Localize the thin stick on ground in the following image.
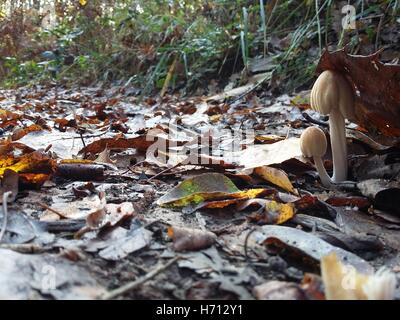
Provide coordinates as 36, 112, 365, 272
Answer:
101, 256, 181, 300
0, 192, 13, 243
148, 162, 181, 182
38, 202, 69, 219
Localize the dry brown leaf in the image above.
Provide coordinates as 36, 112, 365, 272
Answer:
168, 226, 217, 252
253, 281, 306, 300
317, 49, 400, 138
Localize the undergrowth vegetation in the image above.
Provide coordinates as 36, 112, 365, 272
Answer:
0, 0, 398, 94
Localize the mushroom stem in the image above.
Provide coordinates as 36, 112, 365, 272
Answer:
313, 156, 332, 188
329, 108, 347, 182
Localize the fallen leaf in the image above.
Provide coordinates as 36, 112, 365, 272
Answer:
239, 138, 304, 169
325, 196, 371, 209
357, 179, 400, 215
157, 173, 269, 208
253, 281, 306, 300
11, 124, 46, 141
317, 49, 400, 137
40, 194, 107, 221
238, 199, 295, 224
251, 225, 373, 274
168, 226, 217, 252
98, 226, 152, 261
0, 248, 105, 299
157, 173, 239, 207
254, 166, 297, 194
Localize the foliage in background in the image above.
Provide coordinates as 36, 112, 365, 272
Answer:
0, 0, 398, 94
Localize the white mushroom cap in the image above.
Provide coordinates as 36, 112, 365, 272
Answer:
300, 126, 327, 158
310, 70, 355, 120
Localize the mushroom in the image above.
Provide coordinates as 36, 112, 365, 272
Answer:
310, 70, 355, 182
300, 126, 332, 188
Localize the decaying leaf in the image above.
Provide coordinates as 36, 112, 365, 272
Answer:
254, 166, 297, 194
321, 253, 396, 300
94, 146, 116, 165
168, 226, 217, 252
40, 193, 107, 221
98, 226, 152, 261
11, 124, 46, 141
251, 225, 373, 274
0, 248, 105, 299
238, 199, 295, 224
253, 281, 306, 300
0, 151, 55, 177
157, 173, 265, 207
79, 134, 156, 155
357, 179, 400, 215
239, 138, 304, 169
157, 173, 238, 206
325, 196, 371, 209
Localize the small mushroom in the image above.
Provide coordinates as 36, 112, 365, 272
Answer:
310, 70, 355, 182
300, 126, 332, 188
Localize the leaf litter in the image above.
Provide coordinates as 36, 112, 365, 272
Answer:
0, 50, 399, 300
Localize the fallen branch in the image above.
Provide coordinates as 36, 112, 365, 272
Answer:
100, 256, 181, 300
0, 243, 48, 254
38, 202, 69, 219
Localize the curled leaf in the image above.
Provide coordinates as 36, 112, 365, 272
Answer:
238, 199, 295, 224
168, 226, 217, 252
254, 166, 297, 194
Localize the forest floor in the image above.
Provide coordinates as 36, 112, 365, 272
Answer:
0, 81, 399, 300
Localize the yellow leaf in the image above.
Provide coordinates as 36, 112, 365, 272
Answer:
265, 200, 295, 224
79, 0, 87, 6
238, 199, 295, 224
254, 166, 297, 194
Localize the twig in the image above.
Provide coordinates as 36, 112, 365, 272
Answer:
148, 162, 181, 182
79, 130, 87, 148
0, 192, 12, 243
302, 112, 328, 127
38, 202, 69, 219
0, 243, 48, 254
100, 256, 181, 300
244, 227, 258, 261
